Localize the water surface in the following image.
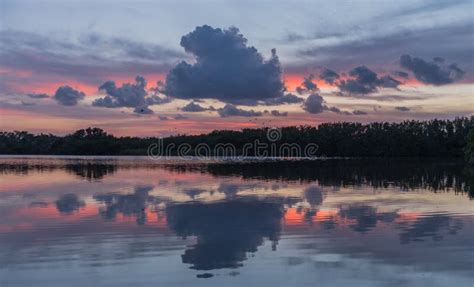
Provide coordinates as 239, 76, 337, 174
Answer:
0, 156, 472, 286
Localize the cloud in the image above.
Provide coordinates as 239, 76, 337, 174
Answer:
21, 101, 35, 106
134, 106, 154, 114
395, 106, 410, 112
302, 93, 325, 114
337, 66, 401, 95
181, 101, 210, 112
55, 194, 85, 214
217, 104, 263, 117
174, 114, 189, 120
263, 93, 304, 105
27, 93, 49, 99
270, 110, 288, 117
0, 30, 181, 93
377, 75, 402, 88
146, 94, 172, 106
349, 93, 428, 102
326, 106, 351, 115
53, 86, 85, 106
296, 74, 318, 95
79, 33, 185, 62
92, 76, 170, 114
304, 186, 323, 206
302, 93, 352, 115
352, 110, 368, 115
392, 71, 409, 79
295, 21, 473, 76
164, 25, 285, 104
319, 69, 340, 84
399, 55, 465, 85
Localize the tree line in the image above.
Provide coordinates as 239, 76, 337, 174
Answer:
1, 117, 473, 158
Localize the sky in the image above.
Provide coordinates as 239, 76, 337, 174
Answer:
0, 0, 473, 136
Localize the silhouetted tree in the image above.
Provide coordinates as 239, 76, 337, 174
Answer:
1, 117, 472, 157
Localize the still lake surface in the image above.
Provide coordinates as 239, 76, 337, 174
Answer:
0, 156, 472, 286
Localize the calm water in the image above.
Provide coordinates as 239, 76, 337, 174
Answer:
0, 156, 472, 286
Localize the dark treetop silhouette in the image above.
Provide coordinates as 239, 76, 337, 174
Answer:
1, 117, 473, 158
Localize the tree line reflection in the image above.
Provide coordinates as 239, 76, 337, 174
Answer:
2, 159, 472, 196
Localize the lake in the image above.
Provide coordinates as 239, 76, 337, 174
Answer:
0, 156, 472, 286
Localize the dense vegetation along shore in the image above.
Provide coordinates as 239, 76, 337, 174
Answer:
1, 117, 473, 158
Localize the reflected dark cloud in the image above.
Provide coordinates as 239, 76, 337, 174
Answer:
182, 188, 209, 199
338, 205, 399, 233
217, 183, 259, 199
398, 214, 463, 244
94, 185, 160, 225
55, 193, 85, 214
304, 186, 323, 207
166, 200, 283, 271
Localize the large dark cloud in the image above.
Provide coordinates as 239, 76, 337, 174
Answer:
92, 76, 171, 114
400, 55, 465, 85
217, 104, 263, 117
53, 86, 85, 106
337, 66, 401, 95
164, 25, 285, 104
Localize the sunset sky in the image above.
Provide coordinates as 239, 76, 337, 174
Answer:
1, 0, 473, 136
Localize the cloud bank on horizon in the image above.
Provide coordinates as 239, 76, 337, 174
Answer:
0, 0, 473, 135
